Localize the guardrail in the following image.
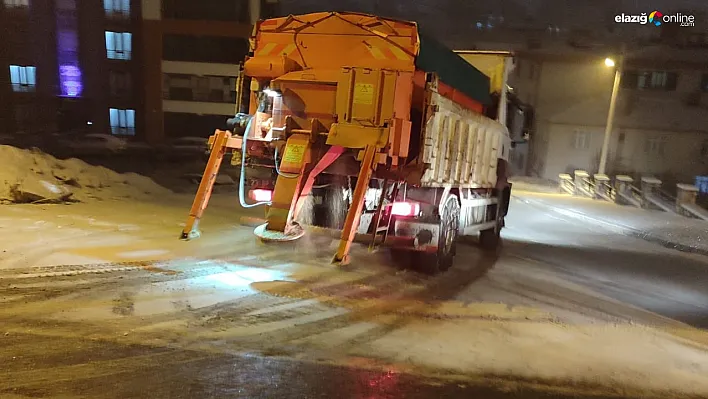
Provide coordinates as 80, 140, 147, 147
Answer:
559, 173, 575, 195
677, 184, 708, 221
556, 171, 708, 221
573, 170, 595, 197
593, 174, 614, 202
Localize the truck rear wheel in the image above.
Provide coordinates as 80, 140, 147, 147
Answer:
415, 194, 460, 274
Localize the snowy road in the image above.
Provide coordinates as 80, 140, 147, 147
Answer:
505, 195, 708, 329
2, 193, 708, 398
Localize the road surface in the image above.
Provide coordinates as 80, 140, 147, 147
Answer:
0, 331, 632, 399
1, 192, 708, 398
505, 195, 708, 329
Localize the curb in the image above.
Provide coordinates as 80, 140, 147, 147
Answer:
513, 194, 708, 257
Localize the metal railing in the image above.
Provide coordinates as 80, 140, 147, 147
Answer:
595, 180, 615, 201
656, 188, 676, 204
559, 174, 575, 195
555, 171, 708, 221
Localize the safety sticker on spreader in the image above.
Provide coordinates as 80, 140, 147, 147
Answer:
283, 144, 306, 165
353, 83, 375, 105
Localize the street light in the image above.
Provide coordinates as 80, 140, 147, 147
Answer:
598, 52, 624, 175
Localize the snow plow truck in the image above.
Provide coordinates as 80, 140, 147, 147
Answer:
181, 12, 522, 274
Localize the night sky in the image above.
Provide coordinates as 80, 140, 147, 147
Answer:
275, 0, 707, 49
278, 0, 708, 30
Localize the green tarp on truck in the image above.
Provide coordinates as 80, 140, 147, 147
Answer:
415, 30, 491, 106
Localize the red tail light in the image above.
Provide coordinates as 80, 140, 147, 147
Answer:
250, 189, 272, 202
390, 201, 420, 217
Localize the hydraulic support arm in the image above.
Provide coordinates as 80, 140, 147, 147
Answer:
181, 130, 240, 240
332, 145, 378, 265
264, 134, 312, 235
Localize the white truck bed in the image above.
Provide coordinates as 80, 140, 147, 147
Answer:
420, 91, 511, 188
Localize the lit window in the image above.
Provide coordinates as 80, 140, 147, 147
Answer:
9, 65, 36, 92
3, 0, 29, 8
572, 130, 590, 150
109, 108, 135, 135
104, 0, 129, 17
105, 31, 132, 60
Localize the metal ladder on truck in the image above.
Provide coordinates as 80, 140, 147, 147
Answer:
368, 179, 403, 251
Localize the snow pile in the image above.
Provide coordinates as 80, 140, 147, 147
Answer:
0, 145, 172, 204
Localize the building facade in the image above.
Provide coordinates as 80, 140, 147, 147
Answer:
0, 0, 144, 138
142, 0, 269, 144
510, 46, 708, 185
0, 0, 276, 144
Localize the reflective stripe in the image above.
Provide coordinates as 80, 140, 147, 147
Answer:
281, 43, 297, 55
388, 45, 410, 61
367, 46, 386, 60
257, 42, 278, 56
257, 43, 297, 57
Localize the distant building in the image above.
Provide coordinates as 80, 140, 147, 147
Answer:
0, 0, 277, 144
0, 0, 144, 138
510, 45, 708, 185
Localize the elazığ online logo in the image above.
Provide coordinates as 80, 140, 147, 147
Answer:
615, 10, 695, 27
648, 11, 663, 26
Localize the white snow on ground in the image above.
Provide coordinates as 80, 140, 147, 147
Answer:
3, 162, 708, 397
2, 196, 708, 397
513, 189, 708, 254
356, 320, 708, 395
509, 176, 560, 194
0, 145, 171, 203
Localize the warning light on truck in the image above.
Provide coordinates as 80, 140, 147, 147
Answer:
390, 202, 420, 217
250, 189, 273, 202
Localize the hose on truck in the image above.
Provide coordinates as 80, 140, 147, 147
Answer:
273, 145, 300, 179
238, 117, 271, 208
237, 115, 311, 208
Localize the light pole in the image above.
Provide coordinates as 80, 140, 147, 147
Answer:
598, 51, 624, 175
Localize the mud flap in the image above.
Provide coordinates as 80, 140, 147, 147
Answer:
393, 220, 440, 251
502, 184, 512, 217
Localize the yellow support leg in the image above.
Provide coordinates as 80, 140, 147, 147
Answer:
181, 130, 230, 240
256, 134, 311, 240
332, 145, 378, 265
266, 172, 304, 233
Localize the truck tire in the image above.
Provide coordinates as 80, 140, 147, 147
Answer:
415, 194, 460, 274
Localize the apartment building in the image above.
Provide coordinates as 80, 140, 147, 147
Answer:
0, 0, 278, 144
0, 0, 142, 137
509, 44, 708, 184
142, 0, 272, 144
